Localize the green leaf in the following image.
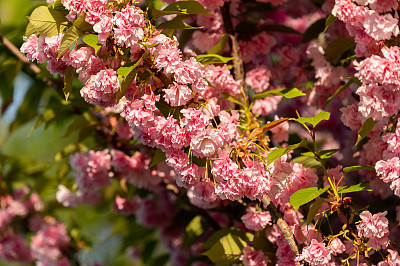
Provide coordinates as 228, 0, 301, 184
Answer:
202, 233, 247, 265
157, 20, 203, 30
322, 14, 337, 34
252, 229, 271, 252
263, 24, 301, 35
292, 155, 322, 169
337, 181, 372, 194
301, 149, 339, 160
343, 165, 375, 174
295, 111, 330, 128
208, 33, 230, 55
354, 118, 377, 148
323, 79, 354, 108
301, 18, 325, 43
149, 149, 166, 168
152, 0, 213, 18
27, 6, 69, 37
142, 240, 157, 264
63, 65, 74, 100
195, 54, 234, 64
49, 0, 68, 13
306, 198, 325, 225
148, 254, 170, 266
82, 34, 101, 55
182, 216, 204, 247
290, 185, 330, 212
163, 1, 212, 15
201, 228, 253, 250
325, 37, 356, 63
116, 53, 145, 100
252, 88, 305, 100
267, 139, 308, 165
63, 113, 98, 138
57, 26, 83, 59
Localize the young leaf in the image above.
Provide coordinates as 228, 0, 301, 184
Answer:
149, 149, 166, 168
208, 34, 230, 55
248, 118, 291, 140
322, 14, 337, 34
337, 181, 372, 194
182, 216, 204, 247
82, 34, 101, 55
267, 139, 308, 165
252, 88, 305, 100
323, 79, 354, 108
162, 1, 212, 16
195, 54, 234, 64
202, 233, 247, 265
57, 26, 83, 59
306, 198, 325, 225
354, 118, 377, 148
201, 228, 253, 250
292, 156, 322, 169
343, 165, 375, 174
63, 65, 74, 100
290, 185, 329, 212
263, 24, 301, 35
27, 6, 69, 37
301, 149, 339, 160
301, 18, 325, 43
325, 37, 356, 63
295, 111, 330, 128
157, 20, 202, 30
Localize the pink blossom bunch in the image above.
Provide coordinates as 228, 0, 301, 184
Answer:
245, 66, 271, 93
113, 6, 146, 48
69, 149, 112, 190
356, 211, 389, 249
241, 207, 272, 231
296, 239, 332, 266
240, 246, 268, 266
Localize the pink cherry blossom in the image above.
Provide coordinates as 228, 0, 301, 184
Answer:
357, 211, 389, 249
329, 237, 345, 255
190, 128, 224, 158
245, 66, 271, 93
240, 246, 267, 266
241, 207, 271, 231
296, 239, 332, 266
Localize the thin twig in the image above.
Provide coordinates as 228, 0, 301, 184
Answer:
0, 34, 64, 98
262, 195, 300, 257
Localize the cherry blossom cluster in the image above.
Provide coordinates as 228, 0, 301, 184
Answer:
0, 187, 71, 265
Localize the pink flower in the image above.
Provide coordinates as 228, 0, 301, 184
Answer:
193, 180, 217, 202
56, 185, 79, 208
340, 103, 363, 130
20, 34, 44, 63
0, 231, 33, 263
240, 246, 267, 266
296, 239, 332, 266
62, 0, 86, 16
363, 12, 399, 41
115, 120, 134, 139
329, 237, 345, 255
69, 149, 112, 189
369, 0, 398, 12
154, 46, 182, 74
113, 6, 145, 47
84, 0, 108, 25
377, 249, 400, 266
121, 95, 159, 130
245, 66, 271, 93
277, 46, 300, 67
65, 47, 93, 68
241, 207, 271, 231
166, 150, 189, 171
180, 108, 210, 137
113, 196, 141, 215
93, 14, 114, 44
80, 69, 120, 108
376, 157, 400, 183
211, 149, 239, 182
191, 128, 224, 158
175, 164, 204, 188
205, 65, 241, 97
251, 96, 282, 116
163, 83, 194, 106
357, 211, 389, 249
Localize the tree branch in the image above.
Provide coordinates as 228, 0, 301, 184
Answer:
0, 34, 64, 98
262, 195, 300, 257
220, 2, 247, 102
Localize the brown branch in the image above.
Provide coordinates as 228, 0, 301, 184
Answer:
0, 34, 64, 98
220, 2, 248, 102
262, 195, 300, 257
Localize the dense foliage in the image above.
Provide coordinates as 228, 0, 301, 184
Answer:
2, 0, 400, 265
